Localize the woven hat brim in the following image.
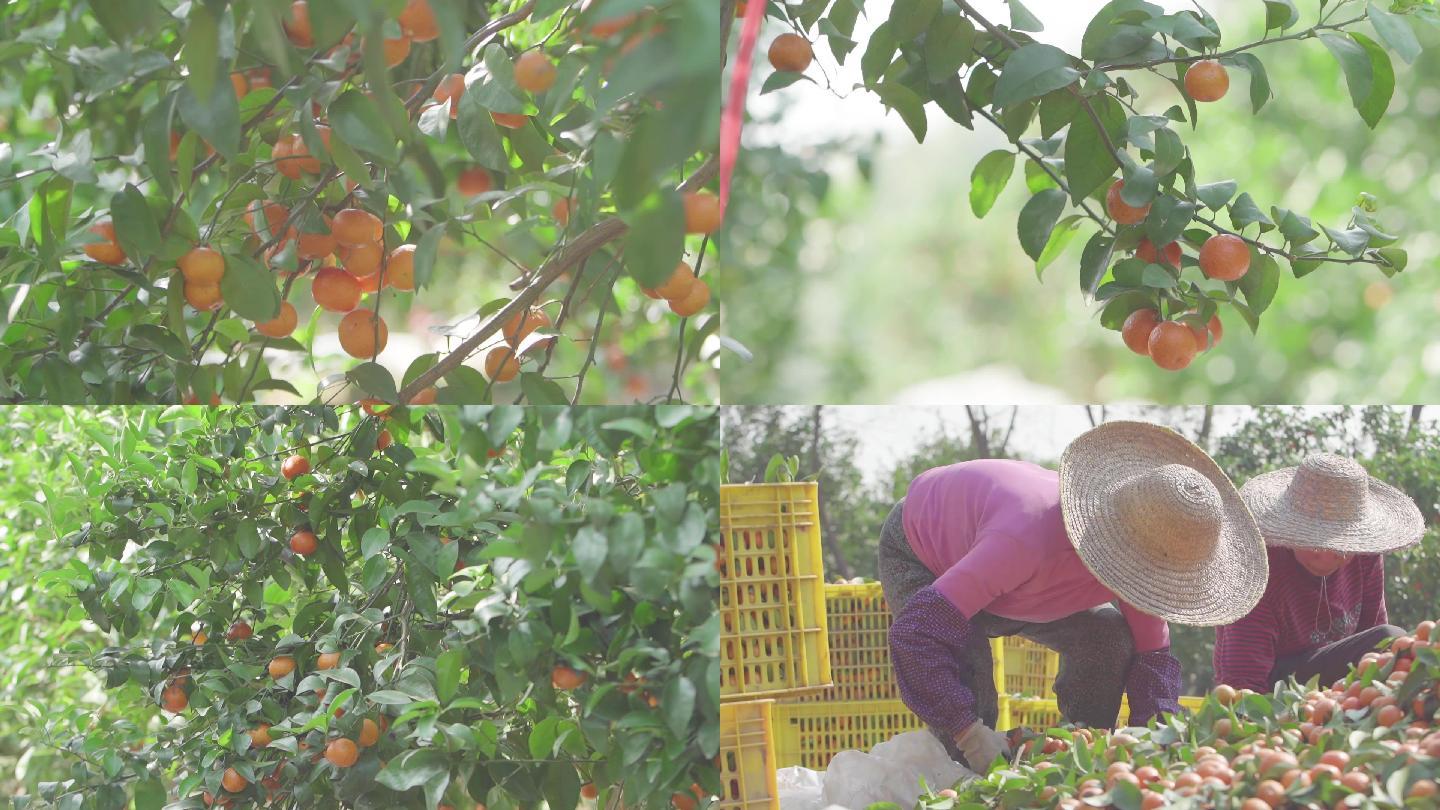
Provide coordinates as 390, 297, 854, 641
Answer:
1240, 467, 1425, 554
1059, 421, 1269, 626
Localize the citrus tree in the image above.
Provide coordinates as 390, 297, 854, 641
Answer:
729, 0, 1438, 373
14, 404, 719, 808
0, 0, 720, 404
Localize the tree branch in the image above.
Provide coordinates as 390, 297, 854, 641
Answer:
396, 156, 718, 403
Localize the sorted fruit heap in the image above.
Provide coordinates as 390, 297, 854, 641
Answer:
920, 619, 1440, 810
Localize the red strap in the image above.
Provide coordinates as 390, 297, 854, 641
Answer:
719, 0, 766, 222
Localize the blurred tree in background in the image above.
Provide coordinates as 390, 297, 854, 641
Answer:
723, 1, 1440, 405
723, 405, 1440, 695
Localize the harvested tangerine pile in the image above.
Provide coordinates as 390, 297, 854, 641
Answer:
920, 620, 1440, 810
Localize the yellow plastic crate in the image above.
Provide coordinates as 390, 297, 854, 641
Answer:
999, 695, 1208, 730
719, 700, 779, 810
994, 636, 1060, 699
794, 583, 897, 702
720, 484, 832, 700
773, 699, 927, 770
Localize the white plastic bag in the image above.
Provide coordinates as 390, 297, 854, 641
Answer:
777, 766, 827, 810
817, 730, 972, 808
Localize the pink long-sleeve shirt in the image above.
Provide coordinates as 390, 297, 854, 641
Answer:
1213, 546, 1387, 692
901, 459, 1170, 652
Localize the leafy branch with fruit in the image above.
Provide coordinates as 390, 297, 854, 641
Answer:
0, 0, 719, 404
736, 0, 1438, 372
903, 619, 1440, 810
25, 405, 720, 808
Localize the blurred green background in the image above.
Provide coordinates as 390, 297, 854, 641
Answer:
720, 0, 1440, 404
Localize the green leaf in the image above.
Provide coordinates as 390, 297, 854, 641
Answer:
141, 96, 176, 197
348, 362, 398, 401
458, 86, 511, 171
436, 648, 464, 702
236, 522, 262, 560
1036, 215, 1083, 277
329, 90, 400, 164
1195, 180, 1237, 211
1238, 252, 1279, 315
1368, 2, 1421, 63
1227, 53, 1272, 113
412, 225, 444, 291
890, 0, 940, 41
217, 253, 280, 321
861, 21, 897, 86
1007, 0, 1044, 32
1352, 32, 1395, 128
969, 150, 1015, 219
1319, 33, 1386, 128
1263, 0, 1299, 30
177, 75, 240, 158
1062, 93, 1124, 204
993, 44, 1080, 109
1017, 188, 1067, 261
871, 82, 927, 142
520, 373, 569, 405
134, 778, 166, 810
663, 675, 697, 738
572, 526, 607, 582
621, 191, 685, 288
110, 184, 161, 262
1079, 232, 1115, 297
362, 527, 390, 559
183, 5, 220, 102
924, 14, 975, 83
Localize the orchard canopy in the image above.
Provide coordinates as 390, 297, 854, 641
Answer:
0, 405, 720, 808
0, 0, 721, 405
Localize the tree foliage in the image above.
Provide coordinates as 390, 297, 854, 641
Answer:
7, 405, 719, 808
0, 0, 720, 404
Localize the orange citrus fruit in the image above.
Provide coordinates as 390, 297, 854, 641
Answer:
769, 34, 813, 72
255, 301, 299, 339
1185, 59, 1229, 102
312, 266, 361, 312
1106, 180, 1150, 225
484, 346, 520, 382
1198, 234, 1250, 281
338, 309, 388, 358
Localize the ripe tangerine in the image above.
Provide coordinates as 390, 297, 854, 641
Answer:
1136, 238, 1182, 269
492, 111, 529, 129
338, 309, 388, 358
281, 454, 310, 480
313, 266, 362, 312
180, 246, 226, 285
485, 346, 521, 382
669, 278, 711, 317
1148, 321, 1197, 371
644, 262, 696, 300
682, 191, 721, 234
769, 33, 813, 72
325, 738, 359, 767
290, 529, 318, 555
256, 301, 299, 339
1185, 59, 1230, 102
1199, 234, 1250, 281
397, 0, 439, 41
552, 665, 587, 690
385, 244, 415, 291
1106, 180, 1150, 225
515, 51, 557, 94
1121, 308, 1159, 355
268, 655, 296, 679
83, 221, 127, 265
457, 167, 492, 196
331, 209, 383, 247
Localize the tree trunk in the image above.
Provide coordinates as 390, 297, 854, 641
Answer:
965, 405, 991, 457
811, 406, 853, 579
720, 0, 736, 67
997, 407, 1019, 456
1409, 405, 1424, 436
1197, 405, 1214, 452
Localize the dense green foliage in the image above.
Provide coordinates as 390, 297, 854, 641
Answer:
0, 0, 719, 404
1, 405, 719, 808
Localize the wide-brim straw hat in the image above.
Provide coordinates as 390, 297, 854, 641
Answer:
1059, 421, 1268, 626
1240, 454, 1424, 554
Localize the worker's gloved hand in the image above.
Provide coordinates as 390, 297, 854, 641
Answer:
953, 720, 1011, 772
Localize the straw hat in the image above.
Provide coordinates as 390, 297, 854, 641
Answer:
1239, 454, 1424, 554
1059, 421, 1268, 626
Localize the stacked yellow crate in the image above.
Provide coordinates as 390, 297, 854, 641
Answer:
718, 483, 833, 810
